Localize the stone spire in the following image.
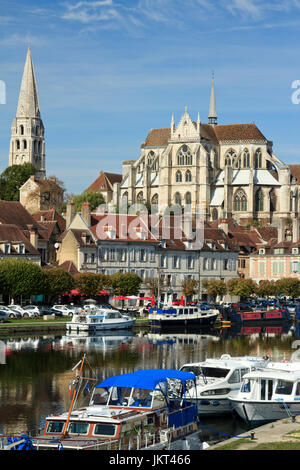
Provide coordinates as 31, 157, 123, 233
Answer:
16, 47, 40, 118
208, 72, 217, 125
9, 47, 45, 175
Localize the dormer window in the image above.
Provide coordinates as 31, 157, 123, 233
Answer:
4, 243, 11, 254
259, 248, 265, 255
19, 243, 25, 254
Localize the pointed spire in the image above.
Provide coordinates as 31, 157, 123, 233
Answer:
16, 47, 40, 118
208, 71, 217, 125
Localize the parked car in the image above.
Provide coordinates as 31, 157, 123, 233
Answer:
0, 309, 9, 322
51, 305, 75, 316
5, 306, 22, 318
8, 305, 36, 318
23, 305, 40, 317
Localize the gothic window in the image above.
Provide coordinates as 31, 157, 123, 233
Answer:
243, 149, 250, 168
185, 192, 192, 205
177, 145, 192, 165
38, 141, 42, 153
254, 149, 262, 169
36, 126, 39, 136
270, 188, 276, 212
136, 191, 143, 202
176, 170, 182, 182
34, 140, 38, 153
234, 189, 247, 212
23, 139, 27, 150
20, 125, 24, 135
224, 149, 236, 167
234, 157, 241, 169
151, 193, 158, 204
174, 192, 182, 206
255, 189, 264, 212
147, 151, 155, 167
212, 208, 218, 221
185, 170, 192, 182
16, 139, 20, 150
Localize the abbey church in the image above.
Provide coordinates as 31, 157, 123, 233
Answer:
107, 78, 300, 226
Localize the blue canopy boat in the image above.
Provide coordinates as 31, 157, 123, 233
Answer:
31, 363, 199, 450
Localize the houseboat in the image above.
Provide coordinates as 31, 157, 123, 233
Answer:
66, 306, 135, 333
148, 304, 219, 329
229, 361, 300, 424
220, 305, 291, 325
26, 357, 199, 450
179, 354, 270, 416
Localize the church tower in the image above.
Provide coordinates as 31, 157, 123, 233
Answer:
208, 73, 217, 125
9, 47, 45, 176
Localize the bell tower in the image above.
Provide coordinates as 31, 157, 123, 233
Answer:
9, 47, 45, 176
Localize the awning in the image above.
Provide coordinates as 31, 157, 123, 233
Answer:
97, 369, 196, 390
63, 289, 110, 296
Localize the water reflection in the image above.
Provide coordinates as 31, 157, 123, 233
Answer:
0, 323, 299, 443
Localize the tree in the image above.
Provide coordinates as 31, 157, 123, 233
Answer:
145, 277, 165, 297
73, 191, 106, 212
0, 163, 38, 201
276, 278, 300, 299
181, 278, 198, 298
42, 268, 75, 301
256, 280, 278, 298
202, 279, 227, 299
0, 259, 44, 301
109, 272, 142, 297
74, 273, 109, 297
226, 278, 257, 299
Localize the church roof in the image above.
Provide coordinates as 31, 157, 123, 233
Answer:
86, 171, 122, 192
289, 165, 300, 184
16, 47, 40, 118
143, 123, 267, 148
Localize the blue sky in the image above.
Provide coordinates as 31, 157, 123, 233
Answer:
1, 0, 300, 195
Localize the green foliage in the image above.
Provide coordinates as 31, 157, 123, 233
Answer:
202, 279, 227, 298
42, 268, 75, 297
181, 278, 198, 297
74, 273, 110, 297
256, 280, 278, 297
0, 163, 38, 201
276, 278, 300, 299
109, 272, 142, 296
0, 258, 44, 297
73, 191, 106, 212
226, 278, 257, 298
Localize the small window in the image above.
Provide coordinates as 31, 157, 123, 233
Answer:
228, 369, 240, 383
68, 422, 89, 434
94, 423, 117, 436
46, 421, 64, 433
275, 380, 293, 395
241, 379, 251, 393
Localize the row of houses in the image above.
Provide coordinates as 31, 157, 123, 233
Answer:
1, 197, 299, 300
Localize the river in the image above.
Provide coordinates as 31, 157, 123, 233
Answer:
0, 321, 300, 448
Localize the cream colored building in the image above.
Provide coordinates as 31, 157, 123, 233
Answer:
112, 79, 300, 227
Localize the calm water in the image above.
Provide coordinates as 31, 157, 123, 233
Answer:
0, 321, 300, 447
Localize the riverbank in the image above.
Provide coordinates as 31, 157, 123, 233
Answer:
207, 415, 300, 450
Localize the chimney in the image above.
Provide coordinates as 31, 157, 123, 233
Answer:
81, 201, 91, 227
293, 217, 299, 243
66, 201, 75, 228
278, 218, 285, 243
218, 219, 229, 235
29, 228, 38, 248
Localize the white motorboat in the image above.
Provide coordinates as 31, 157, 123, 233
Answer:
180, 354, 270, 416
148, 305, 219, 328
229, 361, 300, 424
66, 306, 136, 333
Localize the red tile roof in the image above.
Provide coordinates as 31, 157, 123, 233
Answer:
86, 171, 122, 192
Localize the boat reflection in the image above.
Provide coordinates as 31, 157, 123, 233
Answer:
61, 330, 134, 352
219, 322, 294, 339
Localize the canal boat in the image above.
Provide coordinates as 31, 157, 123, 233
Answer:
229, 361, 300, 424
66, 306, 135, 333
220, 305, 291, 325
30, 360, 199, 450
148, 304, 219, 329
179, 354, 270, 416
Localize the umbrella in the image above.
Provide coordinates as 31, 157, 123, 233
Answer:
138, 297, 153, 301
112, 296, 130, 300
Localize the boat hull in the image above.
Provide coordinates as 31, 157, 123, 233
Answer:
230, 398, 300, 424
192, 397, 233, 416
148, 313, 218, 328
66, 319, 136, 332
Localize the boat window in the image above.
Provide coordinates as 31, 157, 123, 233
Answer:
90, 387, 110, 405
228, 369, 240, 384
109, 387, 132, 406
46, 421, 64, 433
130, 388, 153, 407
200, 367, 230, 379
200, 388, 231, 396
189, 309, 193, 314
275, 380, 294, 395
181, 366, 202, 376
107, 311, 122, 319
68, 421, 89, 434
296, 382, 300, 396
94, 423, 117, 437
179, 309, 184, 315
152, 390, 166, 409
241, 379, 251, 393
241, 368, 250, 378
184, 309, 188, 315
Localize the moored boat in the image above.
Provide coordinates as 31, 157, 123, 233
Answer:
220, 305, 291, 324
148, 304, 219, 328
229, 361, 300, 424
23, 356, 199, 450
66, 306, 135, 333
179, 354, 270, 416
